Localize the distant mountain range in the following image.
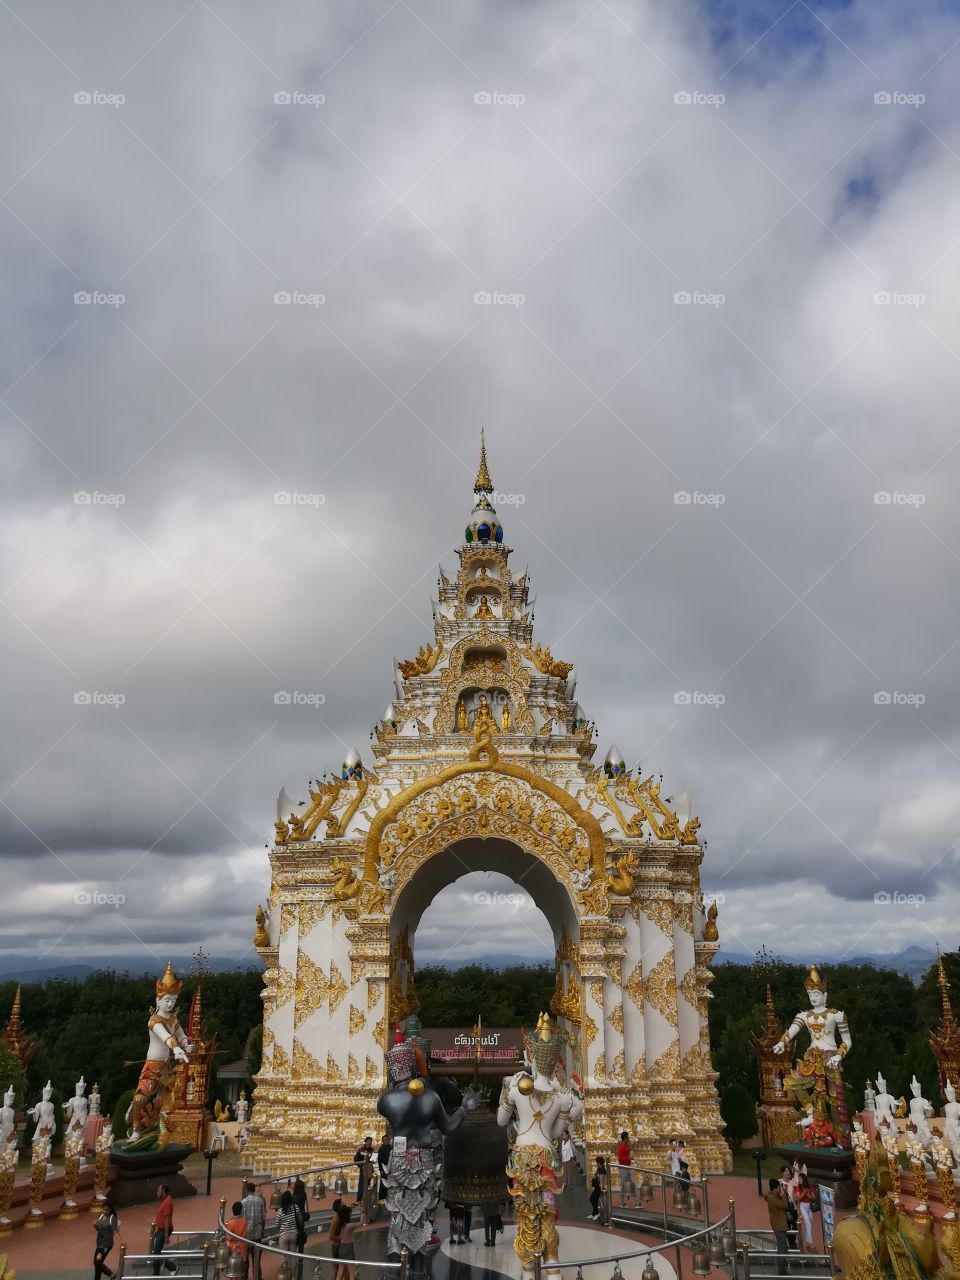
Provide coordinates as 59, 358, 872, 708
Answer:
714, 945, 938, 982
0, 946, 940, 984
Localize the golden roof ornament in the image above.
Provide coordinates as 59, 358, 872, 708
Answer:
703, 899, 719, 942
3, 984, 37, 1067
474, 428, 493, 493
930, 951, 960, 1088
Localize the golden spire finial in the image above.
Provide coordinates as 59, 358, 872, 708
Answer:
474, 428, 493, 494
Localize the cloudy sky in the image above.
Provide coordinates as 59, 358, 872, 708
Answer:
2, 0, 959, 978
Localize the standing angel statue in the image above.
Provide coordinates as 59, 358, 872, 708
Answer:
497, 1013, 583, 1280
124, 962, 193, 1145
773, 965, 851, 1145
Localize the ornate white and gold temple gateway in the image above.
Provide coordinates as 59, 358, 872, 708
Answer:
248, 437, 730, 1176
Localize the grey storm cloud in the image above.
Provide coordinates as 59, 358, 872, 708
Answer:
2, 0, 960, 971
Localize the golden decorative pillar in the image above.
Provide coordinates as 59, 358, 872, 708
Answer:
882, 1130, 903, 1203
755, 986, 800, 1146
59, 1131, 83, 1219
0, 1144, 14, 1236
166, 986, 215, 1150
930, 953, 960, 1093
26, 1139, 48, 1228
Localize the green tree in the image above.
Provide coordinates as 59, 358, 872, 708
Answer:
0, 1045, 25, 1109
720, 1082, 758, 1148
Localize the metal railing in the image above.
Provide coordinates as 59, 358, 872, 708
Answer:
535, 1195, 739, 1280
114, 1242, 210, 1279
598, 1159, 714, 1238
736, 1226, 833, 1279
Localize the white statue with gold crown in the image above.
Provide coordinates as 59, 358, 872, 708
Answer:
123, 962, 193, 1146
497, 1012, 583, 1280
773, 964, 852, 1146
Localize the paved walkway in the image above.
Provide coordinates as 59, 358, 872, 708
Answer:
3, 1170, 837, 1278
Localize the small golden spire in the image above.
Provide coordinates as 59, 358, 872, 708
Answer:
474, 429, 493, 493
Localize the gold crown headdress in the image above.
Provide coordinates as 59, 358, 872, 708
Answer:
156, 961, 183, 1000
529, 1011, 567, 1078
803, 964, 826, 993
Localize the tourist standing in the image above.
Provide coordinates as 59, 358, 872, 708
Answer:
93, 1201, 120, 1279
241, 1182, 266, 1280
276, 1188, 299, 1251
482, 1199, 500, 1247
329, 1200, 348, 1275
588, 1156, 607, 1221
765, 1178, 790, 1276
780, 1164, 799, 1249
794, 1174, 817, 1253
334, 1203, 358, 1280
225, 1201, 248, 1276
616, 1130, 634, 1206
151, 1184, 177, 1275
292, 1178, 309, 1252
561, 1128, 575, 1188
377, 1132, 391, 1212
354, 1135, 375, 1204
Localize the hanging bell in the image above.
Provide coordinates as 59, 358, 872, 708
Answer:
692, 1242, 711, 1275
721, 1223, 736, 1258
275, 1261, 293, 1280
610, 1263, 625, 1280
270, 1185, 283, 1209
709, 1233, 727, 1265
225, 1253, 245, 1279
216, 1238, 231, 1265
335, 1172, 349, 1194
642, 1256, 659, 1280
313, 1178, 325, 1200
672, 1182, 689, 1209
639, 1176, 654, 1202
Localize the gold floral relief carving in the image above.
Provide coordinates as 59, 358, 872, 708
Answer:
582, 1010, 598, 1049
328, 961, 348, 1015
587, 978, 605, 1009
292, 1037, 326, 1081
609, 1002, 625, 1036
639, 899, 675, 936
651, 1037, 682, 1079
326, 1053, 344, 1083
676, 901, 694, 934
294, 951, 329, 1030
373, 1012, 387, 1051
280, 904, 297, 936
593, 1052, 607, 1084
611, 1048, 627, 1082
347, 1054, 363, 1084
367, 982, 382, 1012
624, 960, 644, 1011
365, 1056, 382, 1085
678, 965, 702, 1009
273, 1041, 291, 1077
274, 965, 295, 1009
261, 1023, 275, 1068
644, 950, 679, 1028
299, 900, 329, 938
349, 1005, 366, 1036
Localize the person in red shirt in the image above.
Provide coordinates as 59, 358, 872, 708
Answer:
615, 1131, 635, 1206
151, 1183, 177, 1275
226, 1201, 249, 1274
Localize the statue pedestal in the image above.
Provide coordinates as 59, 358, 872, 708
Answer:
107, 1143, 196, 1209
774, 1143, 859, 1209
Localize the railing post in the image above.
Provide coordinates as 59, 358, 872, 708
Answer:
701, 1175, 710, 1233
534, 1252, 543, 1280
739, 1244, 751, 1280
661, 1173, 668, 1241
400, 1245, 410, 1280
116, 1243, 127, 1280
